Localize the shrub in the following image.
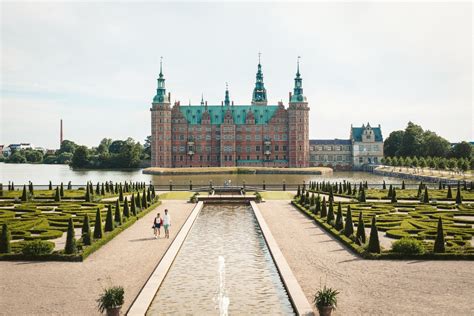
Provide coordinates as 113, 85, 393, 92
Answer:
401, 181, 405, 190
434, 217, 445, 253
114, 200, 122, 225
119, 186, 124, 202
54, 187, 61, 202
123, 197, 130, 218
21, 185, 28, 202
423, 187, 429, 203
60, 183, 64, 197
105, 205, 114, 232
355, 212, 366, 245
367, 216, 381, 253
343, 205, 354, 237
455, 185, 463, 204
387, 185, 393, 198
97, 286, 125, 313
49, 181, 53, 191
254, 192, 262, 203
391, 188, 397, 203
82, 214, 92, 246
359, 188, 366, 202
447, 185, 452, 199
0, 223, 11, 253
65, 218, 77, 254
327, 199, 335, 224
313, 285, 339, 309
22, 239, 54, 256
93, 208, 103, 239
334, 202, 344, 231
321, 197, 327, 218
391, 237, 425, 255
130, 194, 137, 216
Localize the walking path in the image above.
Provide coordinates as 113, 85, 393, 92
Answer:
0, 200, 194, 315
259, 200, 474, 315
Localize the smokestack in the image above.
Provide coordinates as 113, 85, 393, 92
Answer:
60, 119, 63, 148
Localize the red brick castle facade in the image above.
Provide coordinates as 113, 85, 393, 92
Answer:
151, 58, 309, 168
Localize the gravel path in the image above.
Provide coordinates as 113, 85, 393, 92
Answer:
0, 200, 194, 315
259, 200, 474, 315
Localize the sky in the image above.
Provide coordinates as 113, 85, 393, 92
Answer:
1, 1, 472, 149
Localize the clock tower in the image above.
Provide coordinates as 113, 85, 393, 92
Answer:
288, 57, 309, 167
151, 58, 172, 167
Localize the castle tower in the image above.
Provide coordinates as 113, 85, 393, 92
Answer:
251, 53, 268, 105
287, 57, 309, 167
220, 84, 236, 166
150, 58, 172, 167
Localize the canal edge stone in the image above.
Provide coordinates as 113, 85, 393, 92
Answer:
127, 201, 204, 316
251, 201, 315, 316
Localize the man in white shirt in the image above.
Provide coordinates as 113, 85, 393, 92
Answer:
163, 209, 171, 239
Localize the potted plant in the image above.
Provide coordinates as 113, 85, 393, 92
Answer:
313, 285, 339, 316
97, 286, 124, 316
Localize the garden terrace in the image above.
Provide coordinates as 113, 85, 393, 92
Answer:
0, 181, 159, 261
292, 192, 474, 258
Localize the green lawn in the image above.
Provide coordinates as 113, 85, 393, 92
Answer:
158, 191, 209, 200
366, 188, 474, 200
260, 191, 295, 200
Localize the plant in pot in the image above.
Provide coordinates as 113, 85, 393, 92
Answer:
97, 286, 124, 316
313, 285, 339, 316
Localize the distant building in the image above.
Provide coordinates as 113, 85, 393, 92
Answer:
309, 123, 384, 170
0, 145, 4, 156
3, 143, 33, 157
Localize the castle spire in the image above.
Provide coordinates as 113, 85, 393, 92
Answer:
153, 56, 169, 103
251, 52, 268, 105
200, 93, 205, 105
290, 56, 306, 103
224, 82, 230, 106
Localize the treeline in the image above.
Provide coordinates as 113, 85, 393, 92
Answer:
384, 122, 472, 159
3, 137, 152, 169
381, 156, 472, 173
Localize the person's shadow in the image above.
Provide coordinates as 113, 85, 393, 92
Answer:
129, 237, 156, 242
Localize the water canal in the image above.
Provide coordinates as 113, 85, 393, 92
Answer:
147, 204, 295, 315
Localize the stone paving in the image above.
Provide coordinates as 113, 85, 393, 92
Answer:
0, 200, 194, 315
258, 200, 474, 315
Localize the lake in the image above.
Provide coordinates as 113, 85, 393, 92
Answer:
0, 162, 414, 186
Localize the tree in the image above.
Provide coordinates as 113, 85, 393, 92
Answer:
0, 224, 11, 253
321, 197, 327, 218
359, 187, 366, 202
105, 205, 114, 232
54, 187, 61, 202
58, 140, 77, 154
314, 195, 321, 215
93, 208, 103, 239
399, 122, 424, 157
455, 183, 463, 204
384, 157, 392, 166
401, 181, 405, 190
447, 185, 452, 199
367, 216, 381, 253
85, 184, 92, 202
65, 218, 77, 254
391, 188, 397, 203
24, 149, 44, 163
7, 151, 27, 163
421, 131, 450, 158
71, 146, 89, 168
131, 194, 137, 216
60, 183, 64, 197
423, 187, 429, 203
433, 217, 445, 253
387, 185, 393, 198
419, 157, 427, 169
327, 199, 335, 224
119, 186, 124, 202
384, 130, 404, 157
114, 200, 122, 225
382, 180, 386, 190
21, 185, 28, 201
450, 141, 472, 159
343, 205, 354, 237
334, 202, 344, 231
82, 214, 92, 246
355, 212, 366, 245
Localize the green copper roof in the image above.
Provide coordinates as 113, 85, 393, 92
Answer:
351, 126, 383, 142
179, 105, 279, 125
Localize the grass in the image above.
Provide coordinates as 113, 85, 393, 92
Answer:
158, 191, 208, 200
260, 191, 295, 200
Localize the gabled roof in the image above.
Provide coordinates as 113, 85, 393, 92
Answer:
179, 105, 280, 125
351, 126, 383, 142
310, 139, 351, 145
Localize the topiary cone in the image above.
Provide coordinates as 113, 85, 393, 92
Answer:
105, 205, 114, 232
334, 202, 344, 231
93, 208, 103, 239
343, 205, 354, 237
434, 217, 445, 253
123, 197, 130, 218
65, 218, 77, 254
367, 216, 381, 253
327, 199, 335, 224
82, 214, 92, 246
0, 223, 11, 253
355, 212, 366, 245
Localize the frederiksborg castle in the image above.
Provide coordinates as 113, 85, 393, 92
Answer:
150, 59, 384, 170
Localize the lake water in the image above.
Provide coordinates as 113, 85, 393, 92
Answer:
0, 162, 414, 186
147, 204, 295, 315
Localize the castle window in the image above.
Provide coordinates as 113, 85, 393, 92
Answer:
275, 145, 279, 151
256, 155, 259, 160
247, 155, 250, 160
275, 155, 279, 160
256, 145, 260, 151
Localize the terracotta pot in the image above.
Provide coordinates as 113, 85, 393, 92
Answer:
318, 305, 333, 316
106, 306, 121, 316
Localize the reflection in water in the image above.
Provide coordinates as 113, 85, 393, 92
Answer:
147, 204, 295, 315
0, 163, 415, 186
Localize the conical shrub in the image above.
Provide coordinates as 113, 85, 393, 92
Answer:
334, 202, 344, 231
434, 217, 445, 253
343, 205, 354, 237
104, 205, 114, 232
382, 181, 386, 190
355, 212, 366, 245
21, 185, 28, 202
54, 187, 61, 202
82, 214, 92, 246
327, 199, 335, 224
123, 197, 130, 218
141, 189, 147, 208
447, 185, 452, 199
119, 186, 124, 202
321, 197, 327, 218
367, 216, 380, 253
391, 188, 397, 203
455, 184, 463, 204
93, 208, 103, 239
49, 181, 53, 191
0, 223, 11, 253
65, 218, 77, 254
85, 185, 91, 202
131, 194, 137, 216
60, 183, 64, 197
359, 187, 366, 202
401, 181, 405, 190
423, 187, 429, 203
387, 185, 393, 199
114, 200, 122, 225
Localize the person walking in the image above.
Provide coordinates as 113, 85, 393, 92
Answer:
153, 213, 162, 239
163, 209, 171, 239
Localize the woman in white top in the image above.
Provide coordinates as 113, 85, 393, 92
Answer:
163, 209, 171, 239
